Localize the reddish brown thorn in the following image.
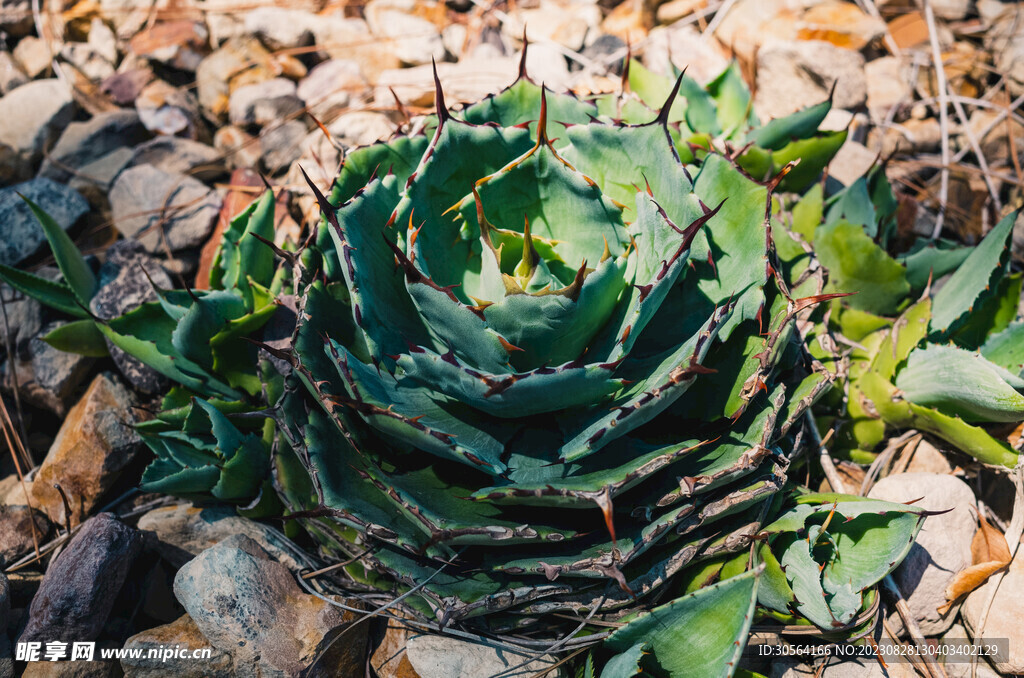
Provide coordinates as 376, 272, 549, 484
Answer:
497, 335, 524, 353
654, 68, 686, 126
432, 58, 449, 124
518, 26, 530, 81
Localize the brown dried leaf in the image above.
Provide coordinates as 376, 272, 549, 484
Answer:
938, 512, 1010, 615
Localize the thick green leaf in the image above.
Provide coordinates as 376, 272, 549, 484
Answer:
981, 321, 1024, 374
0, 264, 88, 318
930, 211, 1015, 334
41, 319, 109, 357
21, 194, 96, 303
604, 569, 759, 678
815, 220, 909, 315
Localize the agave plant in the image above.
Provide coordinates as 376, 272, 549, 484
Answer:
6, 53, 931, 675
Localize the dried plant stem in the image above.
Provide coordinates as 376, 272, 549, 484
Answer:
923, 0, 951, 239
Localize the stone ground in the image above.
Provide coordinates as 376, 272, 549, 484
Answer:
1, 0, 1024, 676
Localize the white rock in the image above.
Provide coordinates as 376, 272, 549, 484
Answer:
243, 7, 317, 51
524, 41, 571, 91
868, 472, 976, 636
406, 634, 564, 678
297, 59, 366, 121
754, 39, 866, 120
0, 51, 28, 95
364, 0, 445, 66
88, 17, 119, 64
504, 0, 601, 52
644, 24, 730, 86
0, 79, 74, 166
12, 36, 50, 78
865, 56, 910, 121
376, 59, 516, 108
327, 111, 395, 147
930, 0, 972, 20
61, 41, 116, 81
828, 140, 876, 187
309, 16, 402, 80
228, 77, 304, 127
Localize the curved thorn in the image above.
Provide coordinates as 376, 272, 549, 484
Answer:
654, 68, 686, 126
518, 25, 530, 81
621, 40, 632, 94
536, 84, 549, 146
257, 172, 274, 192
298, 165, 339, 231
432, 58, 450, 125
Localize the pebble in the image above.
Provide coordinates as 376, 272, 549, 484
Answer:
0, 504, 50, 567
228, 77, 304, 127
0, 279, 45, 355
939, 622, 1002, 678
173, 534, 365, 677
128, 136, 224, 179
121, 614, 235, 677
195, 37, 274, 120
644, 24, 729, 85
0, 177, 88, 267
754, 39, 867, 119
523, 41, 572, 91
0, 79, 74, 170
309, 16, 402, 80
298, 58, 366, 121
99, 67, 154, 106
828, 140, 877, 187
135, 79, 206, 140
243, 7, 317, 51
963, 548, 1024, 675
129, 20, 210, 72
137, 503, 309, 570
87, 17, 118, 64
213, 125, 262, 170
865, 56, 911, 121
868, 472, 976, 636
986, 8, 1024, 97
260, 120, 307, 175
903, 438, 954, 475
365, 0, 445, 66
18, 513, 146, 644
0, 0, 32, 38
405, 634, 564, 678
38, 110, 149, 185
504, 0, 600, 52
89, 241, 172, 392
327, 110, 395, 147
61, 41, 116, 81
0, 50, 28, 94
17, 316, 97, 414
12, 36, 50, 78
30, 372, 140, 524
109, 164, 222, 253
376, 59, 514, 109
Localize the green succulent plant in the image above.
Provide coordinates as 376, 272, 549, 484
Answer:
6, 53, 932, 675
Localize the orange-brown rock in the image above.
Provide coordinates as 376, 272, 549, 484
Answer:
31, 372, 139, 526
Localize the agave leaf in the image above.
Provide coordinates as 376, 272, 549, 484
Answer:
897, 238, 972, 291
625, 59, 698, 126
859, 370, 1017, 467
460, 76, 595, 142
948, 272, 1022, 348
746, 98, 831, 151
894, 344, 1024, 423
771, 131, 847, 192
215, 189, 277, 303
706, 63, 757, 139
601, 642, 649, 678
330, 135, 431, 206
930, 211, 1015, 335
815, 220, 909, 315
41, 319, 109, 357
604, 569, 759, 678
0, 264, 89, 318
980, 321, 1024, 374
20, 194, 96, 303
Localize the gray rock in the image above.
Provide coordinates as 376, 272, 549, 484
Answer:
128, 136, 223, 179
8, 320, 95, 415
0, 178, 88, 266
406, 634, 564, 678
18, 513, 146, 644
109, 164, 221, 253
297, 59, 365, 121
0, 141, 22, 184
0, 51, 28, 95
243, 7, 317, 51
0, 79, 74, 170
89, 240, 172, 393
137, 503, 309, 570
572, 33, 625, 74
173, 534, 364, 677
754, 40, 866, 120
213, 125, 262, 170
0, 281, 45, 356
194, 37, 273, 120
38, 110, 149, 184
940, 622, 1001, 678
986, 8, 1024, 97
21, 660, 119, 676
0, 634, 10, 678
868, 472, 976, 636
0, 505, 49, 567
70, 146, 135, 199
228, 77, 304, 127
865, 56, 910, 121
261, 120, 307, 175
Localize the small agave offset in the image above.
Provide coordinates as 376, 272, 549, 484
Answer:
4, 50, 933, 676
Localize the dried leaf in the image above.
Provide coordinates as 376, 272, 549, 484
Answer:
938, 512, 1011, 614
